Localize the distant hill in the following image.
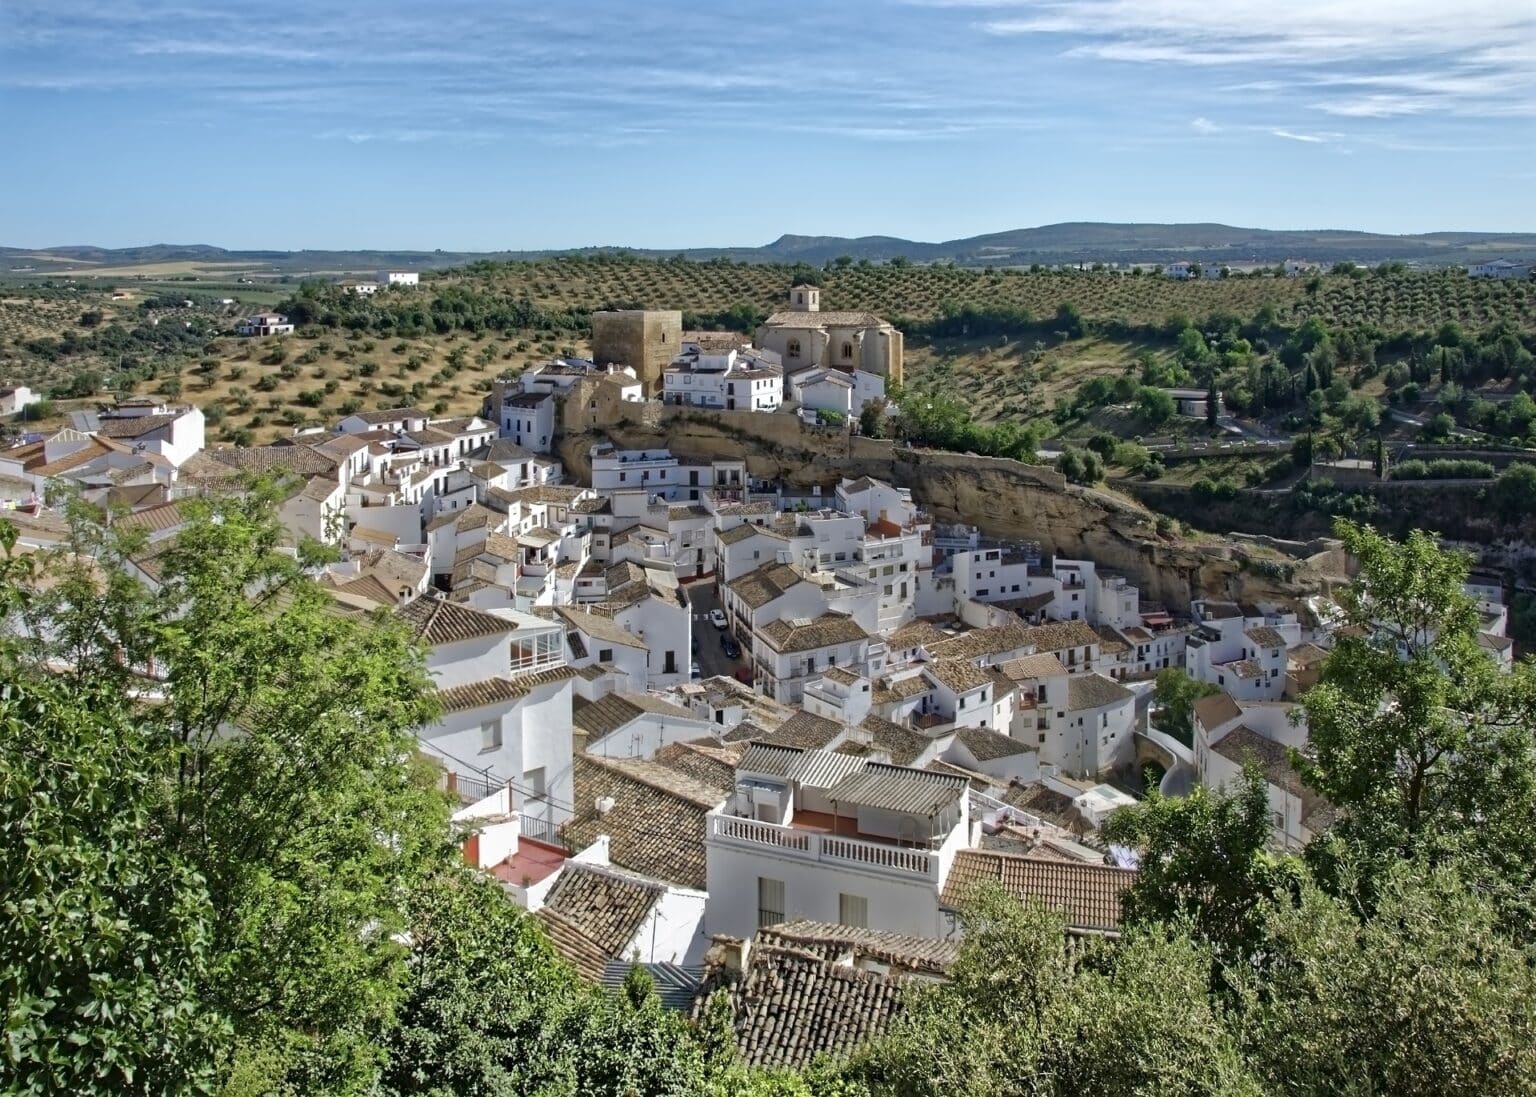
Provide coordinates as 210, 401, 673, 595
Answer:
5, 222, 1536, 277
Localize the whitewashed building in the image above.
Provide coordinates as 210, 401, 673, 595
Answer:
705, 742, 972, 940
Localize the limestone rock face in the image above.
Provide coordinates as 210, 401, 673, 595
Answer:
560, 410, 1323, 613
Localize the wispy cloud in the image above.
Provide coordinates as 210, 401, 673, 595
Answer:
1270, 128, 1329, 143
961, 0, 1536, 118
1190, 116, 1220, 133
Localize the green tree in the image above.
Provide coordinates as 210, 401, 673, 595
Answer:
1, 527, 228, 1094
1136, 387, 1175, 426
1150, 667, 1218, 745
1491, 463, 1536, 521
1102, 772, 1300, 967
1299, 520, 1536, 928
855, 886, 1259, 1097
1233, 866, 1536, 1096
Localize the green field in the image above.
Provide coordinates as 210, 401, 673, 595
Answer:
2, 258, 1533, 454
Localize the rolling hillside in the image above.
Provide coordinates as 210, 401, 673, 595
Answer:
6, 222, 1536, 277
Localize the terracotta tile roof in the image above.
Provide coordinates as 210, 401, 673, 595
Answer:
763, 309, 890, 329
941, 849, 1134, 933
535, 907, 611, 982
762, 710, 843, 750
542, 863, 663, 955
1091, 625, 1130, 655
1001, 782, 1078, 829
435, 676, 530, 714
717, 522, 767, 546
572, 692, 698, 740
112, 499, 188, 533
858, 714, 929, 767
727, 561, 804, 610
1066, 674, 1133, 711
564, 753, 728, 889
32, 441, 113, 477
871, 672, 931, 706
346, 406, 427, 425
1222, 658, 1265, 680
1019, 619, 1101, 653
348, 525, 400, 547
758, 613, 867, 654
1244, 626, 1286, 649
354, 547, 428, 592
926, 622, 1033, 661
1210, 725, 1303, 793
1287, 642, 1330, 668
329, 573, 399, 608
691, 939, 908, 1069
650, 740, 744, 789
555, 605, 648, 650
1192, 692, 1243, 731
395, 595, 517, 645
760, 920, 959, 976
1200, 601, 1243, 620
820, 665, 864, 687
956, 725, 1032, 761
208, 444, 339, 476
94, 412, 179, 439
924, 657, 991, 694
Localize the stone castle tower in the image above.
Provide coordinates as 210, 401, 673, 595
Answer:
590, 310, 683, 396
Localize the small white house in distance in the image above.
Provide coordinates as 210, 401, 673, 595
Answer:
379, 270, 420, 287
1282, 259, 1314, 277
0, 385, 41, 416
1162, 262, 1193, 280
704, 742, 972, 940
787, 366, 886, 422
344, 281, 380, 295
1161, 388, 1224, 419
236, 312, 295, 336
1467, 258, 1533, 280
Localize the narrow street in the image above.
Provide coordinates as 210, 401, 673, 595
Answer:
685, 581, 747, 681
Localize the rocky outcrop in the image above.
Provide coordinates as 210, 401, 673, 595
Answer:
560, 408, 1326, 613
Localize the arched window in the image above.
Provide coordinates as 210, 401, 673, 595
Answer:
841, 342, 854, 360
786, 339, 801, 358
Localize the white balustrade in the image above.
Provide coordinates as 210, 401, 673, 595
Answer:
709, 814, 938, 880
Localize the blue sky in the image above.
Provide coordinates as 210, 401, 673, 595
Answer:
2, 0, 1533, 249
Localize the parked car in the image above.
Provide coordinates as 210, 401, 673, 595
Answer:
720, 633, 741, 660
708, 608, 728, 629
690, 661, 702, 680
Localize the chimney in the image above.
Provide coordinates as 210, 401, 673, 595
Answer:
714, 935, 751, 973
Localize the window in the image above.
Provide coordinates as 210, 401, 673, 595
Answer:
480, 722, 501, 752
598, 648, 613, 662
524, 767, 547, 801
839, 893, 868, 928
1272, 811, 1284, 829
758, 877, 785, 928
841, 342, 853, 360
786, 339, 801, 358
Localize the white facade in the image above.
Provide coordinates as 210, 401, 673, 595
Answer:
498, 392, 556, 454
379, 270, 421, 287
1193, 697, 1322, 852
662, 347, 783, 412
1468, 259, 1533, 280
236, 312, 294, 336
704, 744, 971, 941
0, 386, 41, 416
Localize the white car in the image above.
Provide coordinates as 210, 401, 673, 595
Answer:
708, 608, 727, 629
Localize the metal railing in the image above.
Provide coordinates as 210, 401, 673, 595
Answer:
709, 814, 939, 881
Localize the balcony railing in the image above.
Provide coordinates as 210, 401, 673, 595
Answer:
708, 814, 940, 881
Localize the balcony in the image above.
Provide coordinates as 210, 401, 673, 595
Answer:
708, 814, 940, 882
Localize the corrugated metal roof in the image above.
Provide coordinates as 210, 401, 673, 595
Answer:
736, 742, 804, 778
788, 749, 867, 790
825, 764, 966, 816
601, 961, 702, 1012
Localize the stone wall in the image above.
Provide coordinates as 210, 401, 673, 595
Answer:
590, 310, 682, 396
558, 406, 1324, 613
